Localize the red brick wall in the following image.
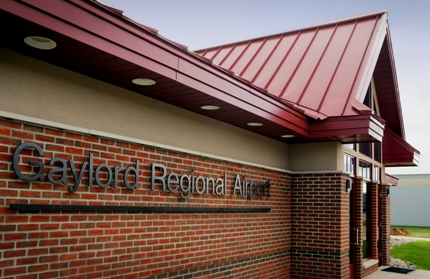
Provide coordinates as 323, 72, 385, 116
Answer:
291, 173, 350, 279
0, 119, 291, 279
380, 183, 391, 266
353, 178, 364, 279
369, 182, 379, 260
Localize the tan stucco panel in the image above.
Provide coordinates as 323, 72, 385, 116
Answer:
0, 47, 289, 169
289, 141, 343, 172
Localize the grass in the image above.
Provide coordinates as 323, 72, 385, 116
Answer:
391, 226, 430, 238
391, 226, 430, 270
391, 241, 430, 270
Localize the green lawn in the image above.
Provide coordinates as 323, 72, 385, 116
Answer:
391, 226, 430, 238
391, 241, 430, 270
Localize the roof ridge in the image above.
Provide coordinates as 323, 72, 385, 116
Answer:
194, 10, 387, 52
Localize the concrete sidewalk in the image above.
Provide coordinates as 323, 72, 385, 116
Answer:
364, 266, 430, 278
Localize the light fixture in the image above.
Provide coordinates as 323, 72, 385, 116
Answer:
24, 36, 57, 50
132, 78, 156, 86
387, 188, 390, 197
346, 179, 352, 193
247, 122, 263, 127
281, 134, 295, 138
200, 105, 220, 110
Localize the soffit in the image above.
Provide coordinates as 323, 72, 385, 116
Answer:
373, 37, 405, 138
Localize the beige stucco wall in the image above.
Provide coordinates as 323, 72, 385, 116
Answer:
288, 141, 343, 172
0, 47, 290, 170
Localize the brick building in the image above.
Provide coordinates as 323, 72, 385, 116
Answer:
0, 1, 419, 279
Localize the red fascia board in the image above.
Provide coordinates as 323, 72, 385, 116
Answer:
383, 127, 419, 166
20, 0, 179, 69
0, 1, 177, 81
309, 114, 384, 141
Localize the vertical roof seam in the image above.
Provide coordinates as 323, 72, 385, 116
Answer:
251, 34, 284, 84
219, 44, 237, 68
264, 32, 301, 90
229, 41, 252, 71
279, 28, 320, 99
317, 21, 358, 113
239, 37, 268, 77
210, 47, 223, 61
341, 16, 380, 115
297, 26, 338, 104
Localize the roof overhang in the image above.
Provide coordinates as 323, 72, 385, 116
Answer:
385, 173, 399, 186
383, 127, 420, 166
0, 0, 312, 143
309, 114, 385, 143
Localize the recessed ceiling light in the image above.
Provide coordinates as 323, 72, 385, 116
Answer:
281, 134, 295, 138
132, 78, 156, 86
24, 36, 57, 50
200, 105, 220, 110
247, 122, 263, 127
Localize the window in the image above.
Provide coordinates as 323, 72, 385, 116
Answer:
374, 142, 381, 162
359, 161, 371, 181
344, 154, 355, 175
374, 166, 381, 182
358, 142, 372, 158
363, 85, 371, 108
363, 181, 372, 259
344, 143, 355, 150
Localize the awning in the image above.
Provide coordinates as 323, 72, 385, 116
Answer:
383, 127, 419, 166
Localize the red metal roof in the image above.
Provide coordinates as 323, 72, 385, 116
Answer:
196, 11, 388, 120
0, 1, 418, 165
195, 10, 418, 164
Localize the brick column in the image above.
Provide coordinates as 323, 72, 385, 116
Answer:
370, 182, 379, 260
354, 177, 364, 279
380, 183, 391, 265
291, 172, 350, 279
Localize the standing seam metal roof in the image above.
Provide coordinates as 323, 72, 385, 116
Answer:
195, 11, 389, 121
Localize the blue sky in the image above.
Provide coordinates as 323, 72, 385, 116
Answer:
102, 0, 430, 174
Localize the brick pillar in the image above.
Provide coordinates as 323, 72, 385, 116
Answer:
370, 182, 379, 260
291, 173, 350, 279
380, 183, 391, 265
354, 177, 364, 279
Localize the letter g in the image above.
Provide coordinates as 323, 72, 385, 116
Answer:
12, 142, 45, 182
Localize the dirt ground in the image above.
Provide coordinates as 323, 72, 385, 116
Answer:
391, 227, 412, 236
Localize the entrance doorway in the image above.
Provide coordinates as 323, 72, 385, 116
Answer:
350, 178, 377, 278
